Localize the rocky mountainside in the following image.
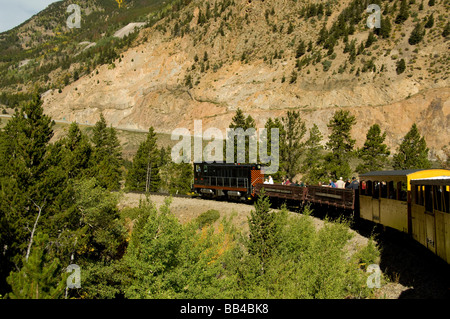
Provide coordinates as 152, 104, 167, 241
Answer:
1, 0, 449, 160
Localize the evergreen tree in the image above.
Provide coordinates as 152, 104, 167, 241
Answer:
396, 58, 406, 74
226, 108, 257, 163
247, 191, 283, 274
375, 16, 391, 39
323, 110, 356, 180
281, 111, 306, 179
424, 13, 434, 29
6, 233, 66, 299
301, 124, 326, 184
264, 117, 285, 181
408, 22, 425, 45
126, 127, 161, 192
0, 93, 65, 294
395, 0, 410, 24
90, 114, 123, 190
393, 123, 431, 170
296, 40, 306, 58
443, 22, 450, 38
365, 31, 376, 48
356, 124, 390, 174
60, 122, 93, 180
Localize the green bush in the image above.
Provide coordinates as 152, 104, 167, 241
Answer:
196, 209, 220, 229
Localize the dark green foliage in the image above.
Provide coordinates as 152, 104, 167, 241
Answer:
428, 0, 435, 6
90, 114, 123, 190
126, 127, 161, 192
356, 124, 390, 174
295, 40, 306, 58
280, 111, 306, 179
247, 191, 283, 274
6, 233, 66, 299
396, 58, 406, 74
395, 0, 410, 24
60, 123, 93, 180
365, 31, 376, 48
323, 110, 356, 180
301, 124, 326, 184
226, 108, 256, 163
408, 22, 425, 45
424, 14, 434, 29
393, 123, 431, 170
443, 22, 450, 38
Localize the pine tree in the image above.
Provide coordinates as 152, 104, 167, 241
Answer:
281, 111, 306, 179
396, 58, 406, 74
393, 123, 431, 170
408, 22, 425, 45
0, 93, 63, 293
356, 124, 390, 174
301, 124, 326, 184
424, 13, 434, 29
443, 22, 450, 38
126, 127, 161, 192
395, 0, 410, 24
60, 122, 93, 179
247, 191, 282, 274
296, 40, 306, 58
365, 31, 376, 48
226, 108, 256, 163
6, 233, 66, 299
375, 16, 391, 39
323, 110, 356, 180
90, 114, 123, 190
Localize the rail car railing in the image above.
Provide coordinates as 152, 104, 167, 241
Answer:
197, 176, 249, 189
254, 184, 306, 200
305, 186, 355, 210
253, 184, 356, 210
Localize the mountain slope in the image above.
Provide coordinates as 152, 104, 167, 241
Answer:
2, 0, 450, 160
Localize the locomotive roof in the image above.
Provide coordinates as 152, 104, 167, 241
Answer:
194, 162, 260, 168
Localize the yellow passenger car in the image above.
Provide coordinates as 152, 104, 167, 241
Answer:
410, 176, 450, 264
358, 169, 450, 235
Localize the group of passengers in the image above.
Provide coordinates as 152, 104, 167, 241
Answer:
264, 176, 359, 189
319, 177, 359, 190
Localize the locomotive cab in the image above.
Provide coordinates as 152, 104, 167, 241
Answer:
193, 162, 264, 201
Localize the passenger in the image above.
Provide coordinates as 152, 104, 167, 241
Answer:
299, 180, 305, 187
264, 179, 269, 184
285, 178, 291, 186
268, 176, 274, 184
346, 177, 360, 190
329, 179, 337, 188
345, 179, 351, 188
336, 177, 345, 188
282, 177, 286, 185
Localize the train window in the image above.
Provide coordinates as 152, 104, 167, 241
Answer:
414, 185, 424, 206
434, 186, 443, 212
444, 188, 449, 213
373, 182, 380, 199
425, 185, 433, 212
388, 181, 396, 199
399, 182, 407, 202
381, 181, 387, 198
360, 181, 366, 195
366, 181, 373, 196
203, 165, 208, 174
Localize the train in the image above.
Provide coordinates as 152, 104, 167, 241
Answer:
192, 161, 450, 264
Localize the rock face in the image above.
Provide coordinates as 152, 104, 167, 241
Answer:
42, 0, 450, 161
